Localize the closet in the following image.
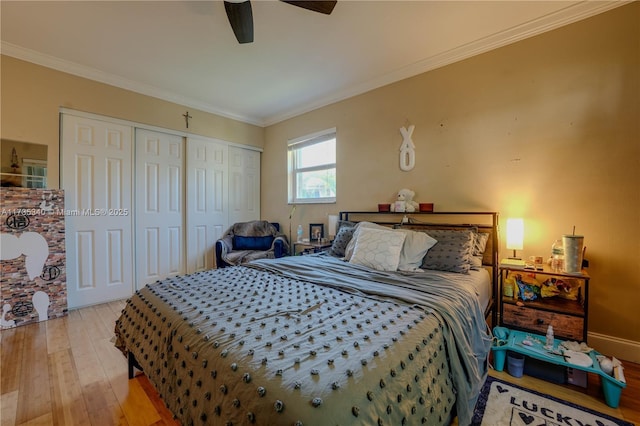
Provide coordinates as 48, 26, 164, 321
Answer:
61, 112, 260, 308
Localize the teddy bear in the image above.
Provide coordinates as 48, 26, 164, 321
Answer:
390, 188, 419, 212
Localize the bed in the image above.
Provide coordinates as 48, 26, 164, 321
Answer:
115, 211, 498, 425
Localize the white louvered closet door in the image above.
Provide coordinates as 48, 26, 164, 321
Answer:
61, 114, 134, 308
135, 129, 185, 289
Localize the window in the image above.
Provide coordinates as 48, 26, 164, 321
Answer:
22, 159, 47, 188
288, 128, 336, 204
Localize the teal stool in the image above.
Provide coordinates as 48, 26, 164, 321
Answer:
491, 326, 626, 408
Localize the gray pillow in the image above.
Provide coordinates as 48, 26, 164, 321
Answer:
471, 231, 489, 270
328, 225, 355, 257
336, 220, 356, 233
421, 229, 475, 274
473, 232, 489, 256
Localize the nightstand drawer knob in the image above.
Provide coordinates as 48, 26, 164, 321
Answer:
536, 319, 545, 325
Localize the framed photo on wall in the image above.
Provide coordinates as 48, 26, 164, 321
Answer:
309, 223, 324, 242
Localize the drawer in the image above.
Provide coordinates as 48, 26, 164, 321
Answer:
503, 304, 584, 341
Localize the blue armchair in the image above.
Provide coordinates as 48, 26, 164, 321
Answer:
215, 221, 289, 268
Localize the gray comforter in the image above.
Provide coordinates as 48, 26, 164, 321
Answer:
115, 255, 490, 425
250, 255, 492, 425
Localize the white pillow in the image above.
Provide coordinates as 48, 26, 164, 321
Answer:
345, 222, 437, 271
349, 227, 406, 272
398, 229, 438, 271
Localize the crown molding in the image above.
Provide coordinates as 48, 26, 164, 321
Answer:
0, 41, 263, 127
1, 1, 628, 128
262, 1, 630, 126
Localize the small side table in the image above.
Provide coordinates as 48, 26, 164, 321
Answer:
499, 263, 589, 342
492, 327, 626, 408
293, 241, 332, 255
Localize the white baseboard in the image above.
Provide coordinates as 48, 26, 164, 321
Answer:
588, 331, 640, 364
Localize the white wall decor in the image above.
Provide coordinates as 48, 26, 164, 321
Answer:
399, 125, 416, 171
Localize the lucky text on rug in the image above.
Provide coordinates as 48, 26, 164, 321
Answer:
472, 376, 634, 426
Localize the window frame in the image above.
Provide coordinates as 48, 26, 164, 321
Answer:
22, 158, 47, 189
287, 128, 336, 204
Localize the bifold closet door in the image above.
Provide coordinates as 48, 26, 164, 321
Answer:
135, 129, 185, 288
61, 114, 134, 308
186, 138, 228, 272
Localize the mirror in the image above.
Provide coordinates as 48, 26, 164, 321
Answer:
0, 140, 48, 188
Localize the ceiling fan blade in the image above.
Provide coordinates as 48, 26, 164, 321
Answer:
281, 1, 337, 15
224, 1, 254, 44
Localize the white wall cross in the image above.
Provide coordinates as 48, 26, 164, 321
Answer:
399, 125, 416, 171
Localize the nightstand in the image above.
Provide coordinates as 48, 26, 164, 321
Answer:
292, 241, 332, 255
499, 263, 589, 342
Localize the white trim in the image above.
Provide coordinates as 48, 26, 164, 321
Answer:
4, 1, 628, 127
2, 42, 262, 127
58, 107, 262, 153
288, 127, 337, 147
262, 1, 631, 126
588, 331, 640, 364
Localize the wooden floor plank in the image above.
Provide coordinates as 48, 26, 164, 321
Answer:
81, 381, 128, 426
45, 315, 71, 355
16, 412, 53, 426
118, 378, 164, 426
106, 300, 126, 316
0, 390, 19, 426
0, 325, 25, 394
48, 349, 92, 426
78, 306, 113, 342
1, 298, 638, 426
15, 322, 51, 425
92, 303, 120, 337
618, 361, 640, 425
135, 376, 180, 426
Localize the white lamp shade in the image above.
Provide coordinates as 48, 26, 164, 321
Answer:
506, 218, 524, 250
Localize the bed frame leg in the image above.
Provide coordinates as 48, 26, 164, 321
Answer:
128, 351, 142, 379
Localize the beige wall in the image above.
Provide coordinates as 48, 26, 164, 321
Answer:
262, 4, 640, 349
1, 3, 637, 354
0, 56, 264, 187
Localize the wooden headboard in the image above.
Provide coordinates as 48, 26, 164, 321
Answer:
339, 211, 500, 325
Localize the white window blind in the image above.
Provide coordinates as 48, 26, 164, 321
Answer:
288, 128, 336, 204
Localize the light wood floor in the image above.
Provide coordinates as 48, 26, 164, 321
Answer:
1, 300, 638, 425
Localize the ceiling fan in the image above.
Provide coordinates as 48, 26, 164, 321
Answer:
224, 1, 337, 44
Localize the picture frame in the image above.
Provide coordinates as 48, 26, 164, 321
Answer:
309, 223, 324, 242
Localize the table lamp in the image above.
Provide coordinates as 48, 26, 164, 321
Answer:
506, 218, 524, 262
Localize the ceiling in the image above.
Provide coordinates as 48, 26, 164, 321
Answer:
0, 1, 625, 127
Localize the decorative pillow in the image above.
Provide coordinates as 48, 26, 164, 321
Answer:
349, 227, 406, 272
470, 231, 489, 270
336, 220, 356, 234
470, 255, 483, 269
328, 225, 355, 257
473, 232, 489, 256
396, 229, 437, 271
345, 222, 437, 271
344, 222, 381, 260
421, 229, 475, 274
233, 235, 275, 251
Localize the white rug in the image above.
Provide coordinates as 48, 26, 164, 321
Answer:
471, 376, 634, 426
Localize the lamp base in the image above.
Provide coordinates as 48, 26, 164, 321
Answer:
501, 258, 526, 267
504, 250, 525, 266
